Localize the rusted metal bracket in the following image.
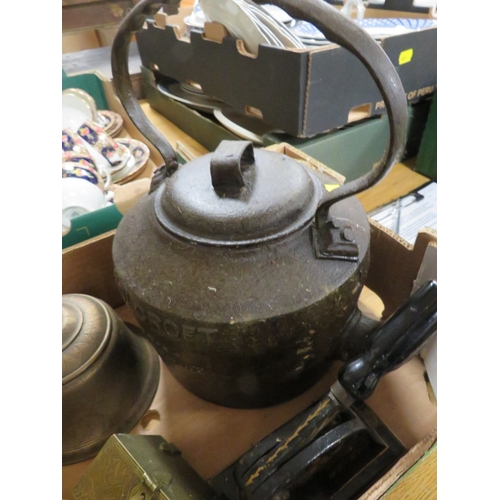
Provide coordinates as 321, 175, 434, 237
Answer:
313, 216, 359, 261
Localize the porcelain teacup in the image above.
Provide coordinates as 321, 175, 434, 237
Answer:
62, 128, 92, 155
76, 120, 131, 171
62, 177, 106, 221
62, 150, 112, 187
62, 150, 97, 170
62, 160, 111, 193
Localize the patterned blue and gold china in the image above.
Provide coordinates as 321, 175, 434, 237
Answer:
62, 87, 125, 137
77, 120, 131, 170
62, 151, 97, 169
62, 128, 92, 155
112, 138, 150, 184
97, 110, 124, 138
356, 17, 437, 38
62, 162, 107, 193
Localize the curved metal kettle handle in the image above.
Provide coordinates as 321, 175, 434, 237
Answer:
254, 0, 408, 211
111, 0, 407, 206
111, 0, 181, 179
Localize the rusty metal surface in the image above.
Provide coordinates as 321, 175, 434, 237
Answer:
111, 0, 181, 175
155, 144, 324, 245
109, 0, 408, 408
113, 185, 371, 408
210, 391, 405, 500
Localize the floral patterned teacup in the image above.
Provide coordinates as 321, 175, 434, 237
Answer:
62, 150, 112, 189
62, 151, 97, 170
76, 120, 130, 171
62, 161, 110, 193
62, 128, 92, 156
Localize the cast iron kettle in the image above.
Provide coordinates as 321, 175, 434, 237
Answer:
110, 0, 408, 408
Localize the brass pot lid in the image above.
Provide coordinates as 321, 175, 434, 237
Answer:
62, 294, 160, 466
62, 295, 111, 385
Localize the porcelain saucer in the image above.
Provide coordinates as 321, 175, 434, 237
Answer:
157, 81, 223, 113
112, 138, 150, 184
302, 38, 336, 47
97, 110, 124, 138
200, 0, 271, 54
213, 107, 281, 145
77, 120, 131, 172
261, 4, 293, 24
179, 81, 211, 96
290, 20, 326, 41
241, 1, 304, 49
356, 17, 437, 38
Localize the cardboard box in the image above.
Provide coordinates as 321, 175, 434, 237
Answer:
62, 144, 436, 499
136, 6, 436, 138
142, 64, 433, 182
415, 90, 437, 181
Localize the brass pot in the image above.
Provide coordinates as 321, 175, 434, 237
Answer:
62, 294, 160, 465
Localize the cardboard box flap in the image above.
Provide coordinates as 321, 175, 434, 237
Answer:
366, 222, 437, 318
359, 428, 437, 500
62, 231, 122, 308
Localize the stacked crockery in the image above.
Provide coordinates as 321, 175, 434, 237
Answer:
194, 0, 436, 49
62, 88, 150, 236
63, 88, 124, 137
192, 0, 332, 49
197, 0, 304, 54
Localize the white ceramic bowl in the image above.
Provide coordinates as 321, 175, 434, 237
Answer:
62, 177, 106, 222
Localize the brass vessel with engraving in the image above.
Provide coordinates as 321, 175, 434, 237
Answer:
62, 294, 160, 465
73, 434, 217, 500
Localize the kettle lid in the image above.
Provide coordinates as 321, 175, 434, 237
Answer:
154, 141, 324, 245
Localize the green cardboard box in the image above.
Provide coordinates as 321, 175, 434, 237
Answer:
142, 66, 432, 182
